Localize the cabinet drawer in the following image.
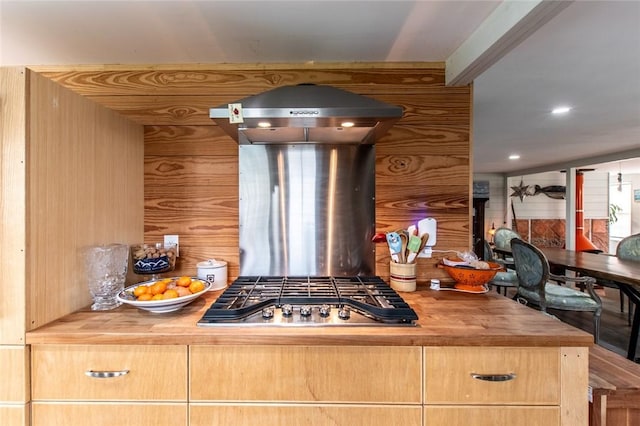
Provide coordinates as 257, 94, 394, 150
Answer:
32, 345, 187, 401
191, 345, 422, 403
0, 404, 30, 426
424, 406, 560, 426
424, 347, 559, 404
0, 345, 29, 403
32, 402, 187, 426
191, 403, 422, 426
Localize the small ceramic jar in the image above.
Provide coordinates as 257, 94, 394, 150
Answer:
196, 259, 228, 291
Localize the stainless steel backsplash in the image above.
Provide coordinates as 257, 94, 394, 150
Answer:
239, 144, 375, 276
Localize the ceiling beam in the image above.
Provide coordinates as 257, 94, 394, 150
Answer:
504, 148, 640, 178
446, 0, 572, 86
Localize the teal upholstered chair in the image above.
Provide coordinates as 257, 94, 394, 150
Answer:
510, 238, 602, 343
593, 233, 639, 324
616, 233, 640, 322
493, 227, 521, 256
617, 233, 640, 260
483, 240, 518, 296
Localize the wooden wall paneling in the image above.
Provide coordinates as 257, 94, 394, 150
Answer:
0, 67, 27, 344
36, 65, 446, 97
84, 95, 220, 126
145, 236, 239, 281
80, 87, 472, 128
375, 86, 471, 281
27, 71, 144, 330
143, 126, 239, 278
376, 125, 470, 156
38, 64, 471, 287
144, 125, 236, 156
376, 215, 471, 284
376, 156, 469, 185
144, 156, 238, 186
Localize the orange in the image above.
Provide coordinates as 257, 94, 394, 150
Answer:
133, 285, 149, 297
175, 286, 192, 297
163, 289, 179, 299
151, 294, 164, 301
137, 293, 153, 301
189, 280, 205, 294
149, 280, 168, 295
176, 276, 192, 287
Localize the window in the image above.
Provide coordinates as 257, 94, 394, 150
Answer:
609, 182, 631, 253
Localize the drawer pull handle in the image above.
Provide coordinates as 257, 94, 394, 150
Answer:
85, 369, 130, 378
471, 373, 516, 382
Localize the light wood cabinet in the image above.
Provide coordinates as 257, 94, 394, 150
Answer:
1, 66, 30, 426
424, 406, 560, 426
0, 405, 30, 426
423, 346, 587, 426
2, 66, 144, 426
31, 403, 187, 426
0, 346, 30, 403
190, 345, 422, 403
26, 343, 587, 425
190, 404, 422, 426
31, 345, 188, 425
190, 345, 423, 425
31, 345, 188, 401
424, 346, 559, 404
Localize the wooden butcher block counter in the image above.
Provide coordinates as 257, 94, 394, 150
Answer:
26, 289, 593, 426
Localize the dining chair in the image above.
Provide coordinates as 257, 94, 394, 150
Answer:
591, 233, 639, 325
510, 238, 602, 343
493, 227, 521, 255
617, 233, 640, 260
616, 233, 640, 322
492, 227, 521, 272
482, 240, 518, 296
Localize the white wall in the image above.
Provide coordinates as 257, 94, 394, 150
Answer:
474, 171, 610, 236
507, 171, 608, 220
610, 172, 640, 234
633, 174, 640, 234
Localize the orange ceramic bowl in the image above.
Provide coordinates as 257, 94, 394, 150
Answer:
440, 259, 503, 292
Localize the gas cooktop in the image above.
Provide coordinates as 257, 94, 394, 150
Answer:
197, 276, 418, 327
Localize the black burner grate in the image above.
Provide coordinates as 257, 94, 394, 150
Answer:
198, 276, 418, 325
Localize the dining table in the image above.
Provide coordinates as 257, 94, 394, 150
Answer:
494, 245, 640, 361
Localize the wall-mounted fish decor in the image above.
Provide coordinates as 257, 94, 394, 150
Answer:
533, 185, 566, 200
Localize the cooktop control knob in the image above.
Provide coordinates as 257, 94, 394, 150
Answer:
281, 304, 293, 317
262, 307, 274, 320
338, 306, 351, 320
300, 305, 312, 317
319, 304, 331, 317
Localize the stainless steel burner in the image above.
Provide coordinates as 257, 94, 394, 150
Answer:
197, 276, 418, 327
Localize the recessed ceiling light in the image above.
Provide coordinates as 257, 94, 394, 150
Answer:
257, 121, 271, 128
551, 106, 571, 114
509, 154, 520, 160
340, 121, 355, 128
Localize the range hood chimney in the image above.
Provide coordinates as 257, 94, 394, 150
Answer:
209, 84, 403, 145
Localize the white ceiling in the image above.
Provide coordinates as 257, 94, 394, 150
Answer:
2, 0, 639, 176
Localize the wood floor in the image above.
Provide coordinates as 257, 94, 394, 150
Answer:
496, 285, 638, 362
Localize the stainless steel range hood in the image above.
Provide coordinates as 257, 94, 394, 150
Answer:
209, 84, 403, 145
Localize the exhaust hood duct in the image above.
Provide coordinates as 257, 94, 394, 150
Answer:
209, 84, 403, 145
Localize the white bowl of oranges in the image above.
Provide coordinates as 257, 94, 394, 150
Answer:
117, 276, 210, 313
